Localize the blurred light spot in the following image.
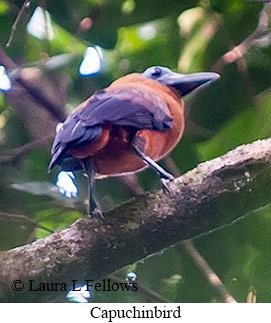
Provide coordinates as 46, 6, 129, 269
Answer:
178, 7, 203, 36
56, 122, 63, 133
0, 110, 9, 144
121, 0, 136, 15
95, 46, 103, 59
27, 6, 54, 40
0, 1, 9, 15
56, 171, 78, 198
66, 284, 91, 303
252, 33, 271, 48
21, 67, 42, 81
42, 54, 74, 71
178, 20, 217, 72
80, 17, 93, 31
163, 274, 183, 285
230, 1, 243, 13
119, 59, 130, 74
0, 112, 7, 129
0, 132, 6, 145
79, 46, 103, 76
137, 23, 157, 41
126, 272, 137, 286
0, 65, 11, 92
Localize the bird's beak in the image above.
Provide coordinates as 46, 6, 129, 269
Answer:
161, 72, 220, 96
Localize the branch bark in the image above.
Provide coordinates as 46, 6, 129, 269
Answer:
0, 138, 270, 302
212, 3, 271, 73
0, 133, 54, 165
0, 46, 67, 140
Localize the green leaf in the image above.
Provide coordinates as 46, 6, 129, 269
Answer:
197, 93, 271, 161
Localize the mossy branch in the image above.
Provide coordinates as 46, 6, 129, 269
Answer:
0, 139, 270, 302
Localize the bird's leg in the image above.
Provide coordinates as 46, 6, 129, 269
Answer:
132, 136, 174, 193
83, 159, 103, 218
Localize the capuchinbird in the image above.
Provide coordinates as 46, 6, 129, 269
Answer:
49, 66, 220, 216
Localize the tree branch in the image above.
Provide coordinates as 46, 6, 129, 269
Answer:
0, 138, 270, 302
0, 133, 54, 165
212, 3, 271, 73
181, 241, 237, 303
6, 0, 32, 48
164, 157, 236, 303
0, 46, 67, 123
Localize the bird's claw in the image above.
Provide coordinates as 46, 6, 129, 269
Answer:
160, 176, 174, 196
85, 206, 104, 219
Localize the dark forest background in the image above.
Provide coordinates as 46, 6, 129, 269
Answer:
0, 0, 271, 302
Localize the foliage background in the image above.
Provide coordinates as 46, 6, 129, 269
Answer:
0, 0, 271, 302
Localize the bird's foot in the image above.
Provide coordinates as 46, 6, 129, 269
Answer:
160, 174, 174, 196
84, 206, 104, 219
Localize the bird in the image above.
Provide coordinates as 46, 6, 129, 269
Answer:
49, 66, 220, 216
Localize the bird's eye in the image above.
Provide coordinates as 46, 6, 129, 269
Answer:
150, 67, 161, 76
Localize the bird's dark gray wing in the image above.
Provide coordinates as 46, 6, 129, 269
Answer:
49, 87, 173, 171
